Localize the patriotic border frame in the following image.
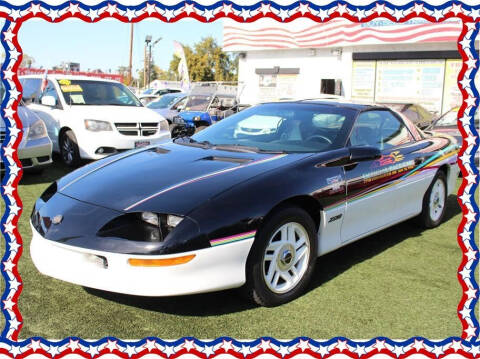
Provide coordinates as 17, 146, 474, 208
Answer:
0, 0, 478, 357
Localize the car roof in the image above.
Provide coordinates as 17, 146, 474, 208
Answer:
19, 74, 120, 83
261, 99, 388, 111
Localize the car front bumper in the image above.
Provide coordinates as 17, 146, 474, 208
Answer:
30, 223, 254, 296
1, 136, 52, 171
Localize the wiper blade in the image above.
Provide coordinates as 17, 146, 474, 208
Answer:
213, 144, 260, 153
174, 136, 213, 149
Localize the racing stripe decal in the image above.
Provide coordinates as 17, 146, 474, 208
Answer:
209, 230, 257, 247
124, 154, 287, 211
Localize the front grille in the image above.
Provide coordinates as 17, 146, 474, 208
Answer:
115, 122, 158, 137
0, 129, 5, 142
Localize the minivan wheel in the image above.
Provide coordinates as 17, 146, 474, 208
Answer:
60, 130, 81, 167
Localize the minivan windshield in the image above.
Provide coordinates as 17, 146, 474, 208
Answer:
58, 79, 142, 107
189, 103, 356, 153
147, 94, 185, 109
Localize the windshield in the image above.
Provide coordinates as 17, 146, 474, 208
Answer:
190, 103, 355, 153
58, 79, 142, 106
147, 94, 184, 109
184, 95, 211, 111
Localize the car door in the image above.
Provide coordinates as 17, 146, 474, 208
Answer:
340, 109, 426, 243
27, 80, 63, 151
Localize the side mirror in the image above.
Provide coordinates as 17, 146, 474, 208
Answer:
41, 95, 56, 107
349, 146, 381, 163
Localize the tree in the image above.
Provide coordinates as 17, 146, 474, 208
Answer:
138, 58, 160, 87
168, 37, 238, 82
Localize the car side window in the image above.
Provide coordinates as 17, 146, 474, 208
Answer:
21, 78, 42, 105
350, 110, 414, 150
38, 80, 60, 107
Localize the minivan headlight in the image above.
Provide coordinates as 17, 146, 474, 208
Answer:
27, 119, 47, 140
84, 119, 112, 132
159, 119, 169, 132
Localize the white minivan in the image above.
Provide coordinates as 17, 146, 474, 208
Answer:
20, 75, 171, 166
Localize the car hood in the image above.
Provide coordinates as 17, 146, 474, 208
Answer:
68, 105, 165, 122
57, 142, 306, 214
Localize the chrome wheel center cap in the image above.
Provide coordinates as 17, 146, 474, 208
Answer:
277, 244, 295, 271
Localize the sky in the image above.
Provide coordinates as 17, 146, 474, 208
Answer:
18, 18, 223, 75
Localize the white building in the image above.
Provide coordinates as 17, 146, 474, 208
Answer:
224, 18, 475, 115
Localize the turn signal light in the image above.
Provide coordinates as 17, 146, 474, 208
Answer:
128, 254, 195, 267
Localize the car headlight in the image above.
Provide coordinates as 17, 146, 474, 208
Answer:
84, 119, 112, 132
27, 119, 47, 140
172, 116, 185, 124
193, 116, 201, 122
159, 119, 169, 132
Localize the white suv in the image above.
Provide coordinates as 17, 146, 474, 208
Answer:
20, 75, 171, 166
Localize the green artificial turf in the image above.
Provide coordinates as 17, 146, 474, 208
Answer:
0, 160, 466, 339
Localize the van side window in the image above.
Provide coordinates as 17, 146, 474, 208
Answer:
21, 78, 41, 105
38, 80, 60, 107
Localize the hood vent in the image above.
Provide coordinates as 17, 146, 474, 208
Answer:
201, 156, 252, 164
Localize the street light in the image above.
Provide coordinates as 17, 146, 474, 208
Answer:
146, 36, 162, 89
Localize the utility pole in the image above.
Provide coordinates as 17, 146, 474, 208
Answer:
127, 23, 134, 86
144, 35, 152, 89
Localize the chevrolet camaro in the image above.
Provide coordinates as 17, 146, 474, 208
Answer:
30, 101, 459, 306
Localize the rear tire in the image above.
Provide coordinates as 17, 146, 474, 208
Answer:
242, 206, 317, 307
417, 171, 447, 228
60, 130, 81, 167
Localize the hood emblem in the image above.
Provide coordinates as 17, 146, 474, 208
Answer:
52, 215, 63, 225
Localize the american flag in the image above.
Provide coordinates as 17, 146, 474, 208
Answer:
223, 18, 463, 51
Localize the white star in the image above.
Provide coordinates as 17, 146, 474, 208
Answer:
239, 8, 250, 21
465, 96, 477, 108
318, 9, 329, 21
106, 3, 118, 16
3, 184, 14, 196
413, 339, 425, 352
432, 8, 444, 21
336, 340, 349, 352
69, 3, 80, 15
9, 88, 20, 101
336, 3, 348, 15
143, 339, 156, 352
125, 345, 137, 357
413, 3, 424, 15
48, 9, 59, 21
393, 8, 404, 20
29, 3, 42, 15
4, 106, 14, 119
259, 339, 271, 352
202, 345, 215, 357
10, 125, 21, 138
88, 9, 99, 21
459, 307, 471, 319
465, 210, 476, 223
68, 339, 80, 351
9, 277, 21, 291
184, 3, 195, 15
374, 3, 386, 15
354, 345, 367, 355
3, 68, 14, 81
221, 340, 233, 352
164, 8, 176, 21
451, 4, 462, 15
9, 48, 20, 61
355, 8, 366, 19
29, 340, 42, 352
432, 345, 444, 357
164, 345, 175, 357
9, 240, 20, 253
9, 9, 22, 21
260, 3, 271, 15
278, 8, 290, 21
466, 57, 477, 69
10, 345, 21, 358
3, 29, 15, 43
3, 298, 14, 310
466, 287, 478, 300
460, 77, 471, 89
183, 339, 196, 352
298, 3, 310, 15
3, 145, 15, 158
460, 152, 471, 164
48, 345, 59, 357
465, 172, 477, 184
278, 345, 290, 357
459, 37, 471, 50
297, 339, 310, 352
125, 8, 136, 21
392, 345, 404, 357
144, 3, 156, 15
373, 339, 386, 351
469, 8, 480, 20
468, 344, 480, 356
9, 163, 20, 177
3, 222, 15, 238
9, 317, 21, 330
239, 345, 251, 357
450, 340, 463, 352
105, 340, 118, 352
465, 22, 477, 31
87, 345, 99, 357
459, 192, 471, 205
465, 325, 477, 338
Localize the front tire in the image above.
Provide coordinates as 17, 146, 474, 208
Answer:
60, 130, 81, 167
417, 171, 447, 228
243, 206, 317, 306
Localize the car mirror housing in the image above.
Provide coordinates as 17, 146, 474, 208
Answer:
41, 95, 56, 107
349, 146, 382, 163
